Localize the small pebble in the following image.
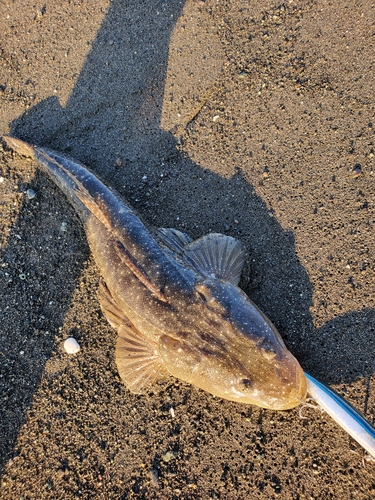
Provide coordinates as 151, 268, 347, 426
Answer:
60, 222, 67, 231
64, 337, 80, 354
26, 189, 36, 199
163, 451, 174, 462
352, 164, 362, 177
149, 468, 159, 485
0, 177, 4, 183
170, 407, 175, 418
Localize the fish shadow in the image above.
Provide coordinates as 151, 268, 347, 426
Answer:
1, 0, 374, 480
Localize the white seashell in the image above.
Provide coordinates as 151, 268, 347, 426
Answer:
64, 337, 80, 354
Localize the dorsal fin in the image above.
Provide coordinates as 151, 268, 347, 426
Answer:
74, 186, 113, 230
114, 241, 167, 302
157, 228, 193, 254
98, 280, 168, 393
78, 181, 167, 303
183, 233, 246, 285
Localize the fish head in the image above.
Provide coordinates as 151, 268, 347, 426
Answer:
159, 279, 307, 410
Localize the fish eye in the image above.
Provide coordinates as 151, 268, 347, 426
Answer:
195, 283, 212, 302
260, 341, 278, 360
195, 283, 228, 316
197, 291, 207, 303
240, 378, 253, 390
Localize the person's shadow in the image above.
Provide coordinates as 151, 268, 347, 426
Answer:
1, 0, 374, 480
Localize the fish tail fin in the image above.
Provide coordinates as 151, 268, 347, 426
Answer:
3, 135, 92, 222
3, 135, 36, 158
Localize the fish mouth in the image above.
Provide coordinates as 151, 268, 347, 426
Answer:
257, 362, 307, 411
275, 364, 307, 410
227, 363, 308, 410
297, 365, 308, 402
292, 363, 308, 406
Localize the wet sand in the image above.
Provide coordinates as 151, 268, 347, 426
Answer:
1, 1, 375, 498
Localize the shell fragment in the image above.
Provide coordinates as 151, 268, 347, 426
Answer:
64, 337, 81, 354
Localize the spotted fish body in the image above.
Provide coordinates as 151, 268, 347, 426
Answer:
5, 136, 307, 410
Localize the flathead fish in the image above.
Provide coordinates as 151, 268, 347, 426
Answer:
4, 136, 307, 410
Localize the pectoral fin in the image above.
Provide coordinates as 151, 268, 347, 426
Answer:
157, 227, 193, 254
98, 280, 168, 393
116, 323, 168, 394
98, 279, 128, 329
183, 233, 246, 285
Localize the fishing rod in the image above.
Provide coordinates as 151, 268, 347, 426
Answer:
305, 373, 375, 459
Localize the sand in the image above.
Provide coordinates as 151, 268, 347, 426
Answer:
1, 0, 375, 498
